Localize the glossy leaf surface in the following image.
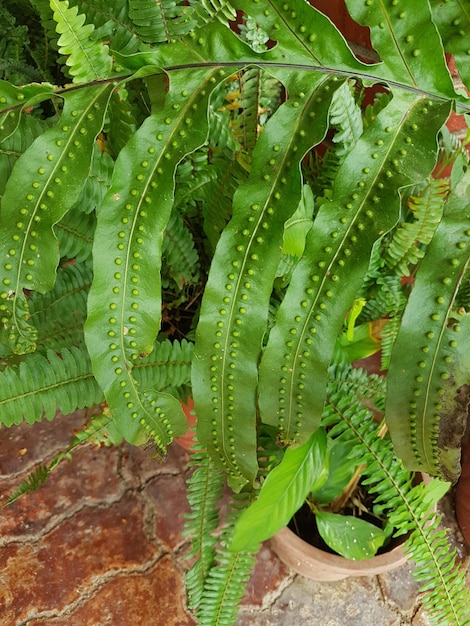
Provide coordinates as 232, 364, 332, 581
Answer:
230, 428, 328, 551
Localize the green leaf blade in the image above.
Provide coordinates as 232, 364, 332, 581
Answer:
230, 429, 328, 552
259, 93, 451, 444
85, 68, 230, 447
193, 74, 342, 490
0, 84, 112, 354
386, 169, 470, 480
316, 511, 388, 560
346, 0, 456, 99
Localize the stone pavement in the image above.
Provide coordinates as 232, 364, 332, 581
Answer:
0, 411, 468, 626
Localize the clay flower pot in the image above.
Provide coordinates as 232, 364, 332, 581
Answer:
270, 526, 407, 581
270, 473, 432, 581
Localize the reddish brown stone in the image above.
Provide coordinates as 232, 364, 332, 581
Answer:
25, 556, 195, 626
0, 495, 159, 623
0, 442, 123, 537
146, 473, 191, 550
118, 440, 190, 488
241, 543, 291, 608
0, 411, 88, 476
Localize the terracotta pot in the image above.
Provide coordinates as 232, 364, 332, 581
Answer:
270, 526, 408, 581
271, 474, 432, 581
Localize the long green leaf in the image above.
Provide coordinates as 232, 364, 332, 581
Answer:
193, 73, 342, 490
85, 68, 231, 447
386, 168, 470, 480
0, 84, 112, 354
430, 0, 470, 88
259, 92, 451, 443
346, 0, 457, 98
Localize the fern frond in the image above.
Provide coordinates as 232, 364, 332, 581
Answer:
189, 0, 236, 26
224, 68, 282, 155
185, 446, 225, 610
50, 0, 112, 82
55, 208, 96, 262
329, 79, 363, 156
162, 210, 200, 290
128, 0, 196, 44
106, 88, 138, 158
383, 178, 449, 276
0, 5, 37, 84
132, 338, 193, 391
5, 465, 49, 505
195, 494, 257, 625
406, 516, 470, 625
28, 261, 91, 351
73, 145, 114, 215
323, 363, 470, 626
0, 346, 102, 426
0, 112, 52, 199
69, 0, 142, 56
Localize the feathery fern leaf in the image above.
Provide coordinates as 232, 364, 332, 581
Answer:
0, 346, 102, 426
132, 338, 193, 391
194, 495, 257, 626
69, 0, 143, 57
106, 88, 138, 158
185, 447, 225, 611
75, 144, 114, 215
323, 363, 470, 626
383, 178, 449, 276
5, 465, 50, 505
223, 68, 282, 155
189, 0, 236, 25
50, 0, 113, 83
0, 112, 52, 200
55, 209, 96, 262
128, 0, 195, 44
329, 79, 363, 157
162, 211, 200, 290
28, 261, 91, 351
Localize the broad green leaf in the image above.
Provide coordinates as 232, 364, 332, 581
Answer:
193, 73, 343, 490
234, 0, 366, 74
258, 92, 451, 444
316, 511, 389, 560
85, 67, 232, 446
386, 169, 470, 480
346, 0, 457, 99
0, 84, 113, 354
0, 81, 57, 144
430, 0, 470, 89
230, 428, 328, 552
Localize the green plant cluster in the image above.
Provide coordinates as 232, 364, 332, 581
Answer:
0, 0, 470, 624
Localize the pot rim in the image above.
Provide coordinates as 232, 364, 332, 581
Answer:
270, 525, 408, 580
